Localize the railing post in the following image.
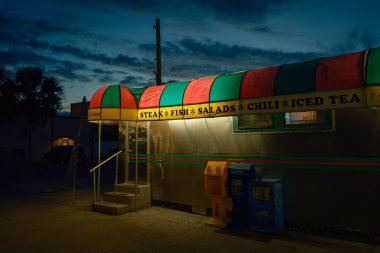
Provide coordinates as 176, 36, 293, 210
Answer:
135, 121, 138, 212
92, 172, 96, 203
98, 121, 102, 200
115, 154, 119, 185
89, 149, 123, 204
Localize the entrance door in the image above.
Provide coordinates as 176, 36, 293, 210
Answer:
118, 122, 149, 184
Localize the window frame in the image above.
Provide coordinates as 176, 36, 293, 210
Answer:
232, 110, 334, 133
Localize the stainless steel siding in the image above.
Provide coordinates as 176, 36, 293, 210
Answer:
149, 108, 380, 232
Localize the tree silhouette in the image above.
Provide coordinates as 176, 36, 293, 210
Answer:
0, 66, 18, 119
15, 67, 64, 163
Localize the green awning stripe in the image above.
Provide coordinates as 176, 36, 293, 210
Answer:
118, 154, 380, 171
123, 153, 380, 162
274, 60, 318, 95
160, 81, 190, 107
102, 85, 120, 107
366, 47, 380, 86
129, 87, 146, 104
126, 160, 380, 171
209, 71, 247, 102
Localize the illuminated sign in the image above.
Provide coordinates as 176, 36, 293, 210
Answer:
136, 88, 369, 121
89, 87, 380, 122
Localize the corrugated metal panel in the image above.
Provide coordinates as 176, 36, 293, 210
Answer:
240, 67, 279, 99
316, 52, 364, 91
160, 81, 190, 107
275, 60, 318, 95
366, 47, 380, 86
209, 71, 246, 102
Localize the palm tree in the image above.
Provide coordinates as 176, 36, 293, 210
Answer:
0, 66, 18, 119
40, 76, 64, 118
15, 67, 64, 163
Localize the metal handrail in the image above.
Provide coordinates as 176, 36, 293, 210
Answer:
90, 149, 123, 203
89, 150, 123, 173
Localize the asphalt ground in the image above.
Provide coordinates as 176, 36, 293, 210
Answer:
0, 167, 379, 253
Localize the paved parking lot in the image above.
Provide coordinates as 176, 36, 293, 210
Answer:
0, 167, 379, 253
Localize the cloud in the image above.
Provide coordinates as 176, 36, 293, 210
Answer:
0, 50, 89, 82
323, 28, 380, 54
143, 38, 322, 68
91, 68, 114, 75
25, 40, 154, 70
179, 38, 323, 63
119, 75, 145, 85
138, 38, 325, 81
50, 0, 300, 25
0, 30, 155, 72
50, 67, 91, 82
0, 12, 134, 48
243, 24, 306, 37
0, 50, 56, 66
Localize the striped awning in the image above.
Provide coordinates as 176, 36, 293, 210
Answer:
88, 85, 137, 121
88, 47, 380, 122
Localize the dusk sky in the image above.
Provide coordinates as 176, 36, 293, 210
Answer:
1, 0, 380, 110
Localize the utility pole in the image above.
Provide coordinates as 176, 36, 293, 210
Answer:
153, 17, 162, 85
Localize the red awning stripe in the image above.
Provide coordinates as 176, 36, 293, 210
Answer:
120, 86, 137, 109
240, 67, 280, 99
183, 76, 217, 105
316, 51, 365, 91
89, 85, 109, 108
138, 85, 167, 108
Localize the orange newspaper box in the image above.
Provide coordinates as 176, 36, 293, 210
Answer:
204, 161, 230, 228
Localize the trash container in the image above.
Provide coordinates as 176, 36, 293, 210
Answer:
228, 163, 256, 229
248, 174, 284, 234
204, 161, 230, 228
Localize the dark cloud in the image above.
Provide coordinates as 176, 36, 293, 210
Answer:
0, 29, 155, 71
0, 12, 83, 38
140, 38, 325, 81
189, 0, 300, 24
27, 40, 154, 69
50, 67, 91, 82
178, 38, 323, 63
98, 74, 114, 83
119, 75, 145, 85
0, 50, 56, 66
0, 50, 89, 82
141, 38, 323, 69
91, 68, 114, 75
243, 25, 306, 37
323, 29, 380, 54
51, 0, 300, 25
0, 12, 134, 47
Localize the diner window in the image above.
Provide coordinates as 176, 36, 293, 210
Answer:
238, 114, 273, 129
233, 110, 333, 133
284, 111, 325, 125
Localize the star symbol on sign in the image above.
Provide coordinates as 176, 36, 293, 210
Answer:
238, 104, 244, 111
281, 100, 289, 108
164, 111, 169, 116
191, 108, 196, 114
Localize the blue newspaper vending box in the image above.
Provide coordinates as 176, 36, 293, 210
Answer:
228, 163, 256, 229
248, 175, 284, 234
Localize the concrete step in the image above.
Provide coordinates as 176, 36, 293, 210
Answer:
103, 191, 135, 204
114, 183, 151, 195
92, 201, 133, 215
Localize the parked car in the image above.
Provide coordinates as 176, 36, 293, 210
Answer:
43, 145, 86, 166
